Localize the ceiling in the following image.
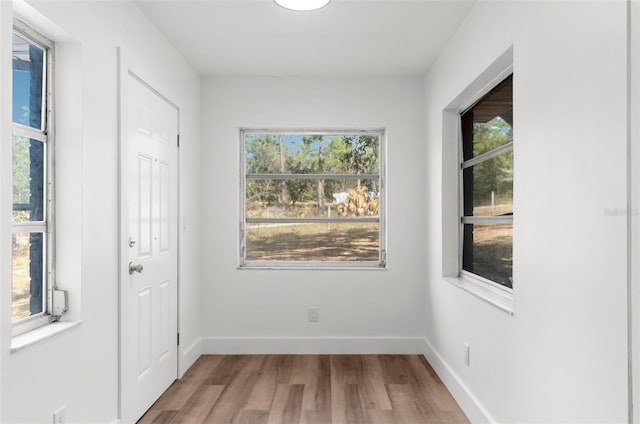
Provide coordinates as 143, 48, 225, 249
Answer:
134, 0, 476, 77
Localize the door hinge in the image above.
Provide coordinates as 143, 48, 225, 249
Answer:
177, 134, 180, 148
177, 333, 180, 346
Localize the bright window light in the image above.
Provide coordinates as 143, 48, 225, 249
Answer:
274, 0, 330, 12
240, 129, 386, 269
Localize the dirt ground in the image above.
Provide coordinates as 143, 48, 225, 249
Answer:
468, 224, 513, 287
246, 223, 379, 262
12, 233, 31, 321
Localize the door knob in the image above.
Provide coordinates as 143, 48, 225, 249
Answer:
129, 262, 144, 275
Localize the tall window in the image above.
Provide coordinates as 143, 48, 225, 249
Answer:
240, 130, 386, 268
11, 23, 54, 331
460, 75, 513, 288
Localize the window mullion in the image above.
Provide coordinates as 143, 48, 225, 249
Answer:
12, 124, 47, 142
246, 173, 379, 181
461, 141, 513, 170
12, 222, 47, 232
247, 217, 379, 224
461, 216, 513, 225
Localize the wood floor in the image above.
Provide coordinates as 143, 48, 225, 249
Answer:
138, 355, 469, 424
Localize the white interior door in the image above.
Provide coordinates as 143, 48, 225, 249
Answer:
120, 69, 179, 423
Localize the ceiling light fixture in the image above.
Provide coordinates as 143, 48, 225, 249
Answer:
274, 0, 330, 12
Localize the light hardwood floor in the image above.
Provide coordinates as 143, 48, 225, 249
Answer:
138, 355, 469, 424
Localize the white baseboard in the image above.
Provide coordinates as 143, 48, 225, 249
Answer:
420, 337, 495, 423
179, 337, 203, 377
202, 337, 426, 354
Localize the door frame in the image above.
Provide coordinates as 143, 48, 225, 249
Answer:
116, 47, 181, 421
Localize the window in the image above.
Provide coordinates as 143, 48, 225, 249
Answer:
11, 22, 56, 334
240, 130, 386, 268
460, 75, 513, 289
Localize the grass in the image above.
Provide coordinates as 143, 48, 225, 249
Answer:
247, 223, 379, 261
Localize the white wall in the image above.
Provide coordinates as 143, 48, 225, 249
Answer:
0, 1, 201, 422
200, 77, 427, 353
423, 1, 628, 422
1, 0, 630, 421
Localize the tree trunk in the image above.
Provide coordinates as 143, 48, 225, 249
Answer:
278, 135, 287, 205
317, 143, 325, 211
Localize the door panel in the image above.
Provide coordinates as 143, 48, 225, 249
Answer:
120, 70, 178, 424
159, 280, 170, 360
137, 286, 152, 378
159, 162, 170, 254
138, 154, 153, 259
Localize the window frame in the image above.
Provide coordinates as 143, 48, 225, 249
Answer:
458, 71, 514, 293
11, 20, 56, 336
239, 128, 387, 269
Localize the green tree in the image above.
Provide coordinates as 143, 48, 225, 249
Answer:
278, 135, 287, 205
472, 117, 513, 206
12, 134, 31, 213
283, 137, 314, 204
245, 135, 281, 207
341, 135, 379, 190
302, 135, 326, 211
322, 136, 348, 196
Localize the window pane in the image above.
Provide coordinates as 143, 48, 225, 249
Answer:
246, 222, 379, 262
247, 180, 380, 219
463, 151, 513, 217
461, 75, 513, 161
12, 232, 45, 321
12, 32, 45, 130
12, 133, 45, 222
245, 134, 380, 175
462, 224, 512, 288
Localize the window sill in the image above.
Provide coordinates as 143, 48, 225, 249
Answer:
11, 321, 81, 353
443, 276, 514, 315
239, 261, 386, 270
239, 265, 387, 271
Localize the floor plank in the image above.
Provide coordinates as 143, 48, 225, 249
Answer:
203, 369, 259, 424
386, 384, 431, 424
360, 356, 392, 410
170, 385, 224, 424
266, 384, 304, 424
344, 384, 365, 424
138, 410, 178, 424
149, 382, 200, 412
236, 410, 270, 424
301, 355, 331, 413
245, 358, 279, 411
138, 355, 469, 424
182, 355, 225, 384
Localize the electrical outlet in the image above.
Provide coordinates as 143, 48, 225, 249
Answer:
53, 406, 66, 424
308, 307, 319, 323
464, 343, 471, 367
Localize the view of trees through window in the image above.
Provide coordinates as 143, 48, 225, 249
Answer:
12, 28, 48, 322
242, 131, 384, 264
461, 75, 513, 288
